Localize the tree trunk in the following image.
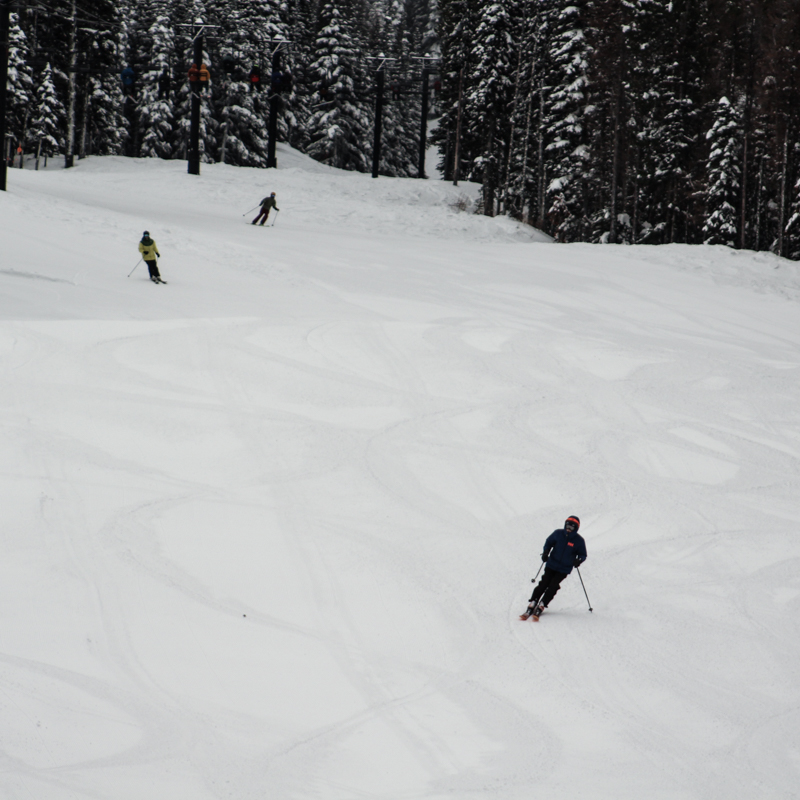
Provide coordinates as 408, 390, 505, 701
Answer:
503, 52, 524, 212
483, 120, 496, 217
669, 175, 677, 243
453, 66, 464, 186
65, 0, 77, 168
740, 133, 748, 250
777, 126, 788, 257
755, 156, 764, 250
536, 79, 545, 229
609, 86, 620, 243
220, 122, 228, 164
519, 74, 534, 223
632, 144, 640, 241
79, 76, 90, 159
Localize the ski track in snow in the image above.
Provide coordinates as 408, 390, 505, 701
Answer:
0, 147, 799, 800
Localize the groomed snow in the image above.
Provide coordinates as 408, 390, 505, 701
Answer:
1, 147, 799, 800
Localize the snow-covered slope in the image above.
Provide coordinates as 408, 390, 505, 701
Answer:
1, 148, 799, 800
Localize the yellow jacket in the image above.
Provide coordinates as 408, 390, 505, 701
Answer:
138, 237, 160, 261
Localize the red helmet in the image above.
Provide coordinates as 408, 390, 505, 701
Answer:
565, 516, 580, 531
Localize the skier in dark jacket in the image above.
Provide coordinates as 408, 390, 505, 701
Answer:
252, 192, 279, 225
521, 515, 587, 620
138, 231, 163, 283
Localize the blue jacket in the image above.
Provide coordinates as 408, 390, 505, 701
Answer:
543, 528, 587, 575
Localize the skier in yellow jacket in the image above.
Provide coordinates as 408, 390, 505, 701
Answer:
138, 231, 164, 283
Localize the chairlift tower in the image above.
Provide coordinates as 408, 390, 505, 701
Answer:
412, 56, 440, 179
177, 21, 219, 175
366, 56, 396, 179
266, 39, 290, 169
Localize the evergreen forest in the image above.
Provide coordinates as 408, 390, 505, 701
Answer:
4, 0, 800, 258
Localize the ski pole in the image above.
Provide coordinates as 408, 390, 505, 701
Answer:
271, 209, 280, 227
576, 567, 593, 612
242, 205, 259, 216
128, 258, 142, 277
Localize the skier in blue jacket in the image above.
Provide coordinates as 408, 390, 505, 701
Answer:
521, 515, 587, 620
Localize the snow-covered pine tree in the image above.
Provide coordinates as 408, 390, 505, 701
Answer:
19, 0, 110, 164
544, 0, 592, 241
135, 0, 178, 159
208, 0, 274, 166
629, 0, 707, 244
501, 0, 536, 221
718, 0, 758, 252
468, 0, 517, 215
583, 0, 635, 244
306, 0, 371, 171
377, 0, 422, 177
394, 0, 440, 118
266, 0, 301, 147
78, 0, 127, 157
28, 62, 65, 168
433, 0, 480, 181
751, 0, 800, 258
286, 0, 319, 151
415, 0, 439, 54
115, 0, 138, 155
17, 2, 67, 159
702, 95, 743, 246
505, 0, 563, 227
786, 148, 800, 260
84, 72, 127, 156
62, 0, 79, 167
6, 13, 34, 162
406, 0, 440, 118
212, 0, 295, 158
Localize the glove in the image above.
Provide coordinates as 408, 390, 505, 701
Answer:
156, 253, 161, 258
541, 553, 548, 562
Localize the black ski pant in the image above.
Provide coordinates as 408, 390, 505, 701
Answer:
529, 567, 568, 608
252, 208, 270, 225
145, 259, 160, 279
